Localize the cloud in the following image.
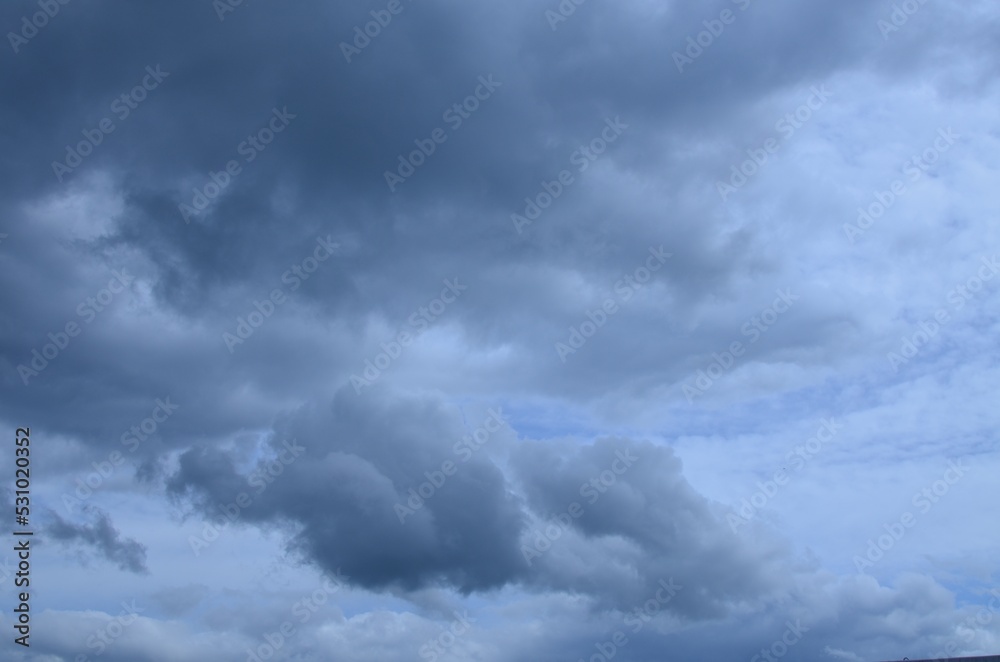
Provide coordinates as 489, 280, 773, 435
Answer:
46, 508, 149, 574
164, 387, 797, 623
1, 0, 999, 659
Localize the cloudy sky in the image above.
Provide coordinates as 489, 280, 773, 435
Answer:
1, 0, 999, 660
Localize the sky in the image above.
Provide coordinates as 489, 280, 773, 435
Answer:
0, 0, 999, 660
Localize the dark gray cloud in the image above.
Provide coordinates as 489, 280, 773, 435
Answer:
46, 507, 148, 574
1, 0, 992, 440
509, 435, 790, 617
165, 387, 790, 622
167, 388, 529, 594
1, 0, 999, 659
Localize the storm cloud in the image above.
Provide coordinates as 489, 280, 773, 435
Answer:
1, 0, 999, 660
